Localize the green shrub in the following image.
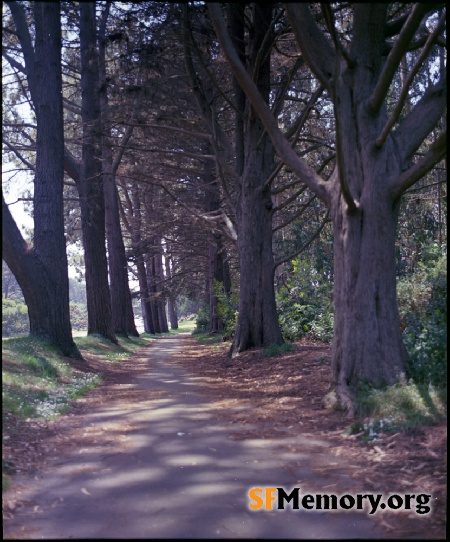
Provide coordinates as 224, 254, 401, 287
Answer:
2, 297, 29, 337
212, 280, 238, 338
194, 306, 209, 334
276, 256, 334, 343
398, 253, 447, 387
353, 380, 446, 438
69, 302, 88, 331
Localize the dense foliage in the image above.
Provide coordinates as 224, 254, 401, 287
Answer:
398, 250, 447, 387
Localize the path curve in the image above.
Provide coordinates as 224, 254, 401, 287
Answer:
3, 334, 387, 539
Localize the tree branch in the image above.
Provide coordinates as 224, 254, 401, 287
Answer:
367, 3, 429, 113
273, 194, 316, 232
121, 122, 211, 141
63, 146, 81, 183
285, 3, 335, 93
208, 3, 331, 206
375, 11, 446, 149
2, 138, 35, 171
395, 71, 447, 162
274, 211, 330, 270
2, 50, 26, 75
392, 131, 446, 199
5, 1, 37, 100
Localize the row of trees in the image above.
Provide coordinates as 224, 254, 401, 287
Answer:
2, 2, 446, 412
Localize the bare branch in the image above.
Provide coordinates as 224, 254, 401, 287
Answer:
368, 3, 429, 113
2, 51, 26, 74
392, 131, 446, 199
274, 211, 330, 269
376, 11, 446, 149
158, 182, 237, 244
272, 186, 308, 213
63, 146, 81, 182
395, 71, 447, 161
208, 3, 331, 206
285, 3, 335, 93
121, 122, 211, 141
2, 138, 35, 171
273, 194, 316, 232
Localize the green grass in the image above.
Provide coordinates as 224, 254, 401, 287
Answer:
2, 332, 156, 493
262, 342, 295, 358
350, 381, 447, 440
167, 319, 196, 334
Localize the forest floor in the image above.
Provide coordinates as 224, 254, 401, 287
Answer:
2, 334, 446, 538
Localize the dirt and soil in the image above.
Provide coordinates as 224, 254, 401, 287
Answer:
2, 334, 446, 538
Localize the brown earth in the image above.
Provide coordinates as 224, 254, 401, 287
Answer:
2, 335, 447, 538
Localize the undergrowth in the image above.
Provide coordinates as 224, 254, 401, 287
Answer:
351, 381, 447, 441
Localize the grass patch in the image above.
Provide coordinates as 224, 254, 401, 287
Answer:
192, 330, 227, 344
2, 332, 155, 492
262, 342, 295, 358
167, 319, 196, 334
351, 381, 447, 440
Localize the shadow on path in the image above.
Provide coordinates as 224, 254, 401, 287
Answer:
3, 335, 387, 539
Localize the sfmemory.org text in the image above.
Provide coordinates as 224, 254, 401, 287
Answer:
248, 487, 432, 515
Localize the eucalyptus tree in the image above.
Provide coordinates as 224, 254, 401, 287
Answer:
209, 3, 446, 412
2, 1, 81, 357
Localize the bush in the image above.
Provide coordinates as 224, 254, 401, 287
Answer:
2, 297, 29, 337
69, 302, 88, 331
276, 256, 334, 343
194, 306, 209, 334
398, 253, 447, 387
212, 280, 238, 339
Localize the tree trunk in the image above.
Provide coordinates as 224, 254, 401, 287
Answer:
164, 253, 178, 330
98, 11, 138, 339
146, 253, 162, 334
104, 166, 139, 337
331, 187, 410, 410
330, 50, 410, 410
230, 142, 284, 355
154, 247, 169, 333
229, 3, 284, 356
79, 1, 116, 343
204, 155, 227, 334
3, 2, 80, 358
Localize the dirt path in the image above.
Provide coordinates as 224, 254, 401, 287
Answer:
2, 334, 443, 539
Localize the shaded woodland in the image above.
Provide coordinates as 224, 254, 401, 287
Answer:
2, 2, 447, 412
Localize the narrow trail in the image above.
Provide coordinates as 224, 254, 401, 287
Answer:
3, 334, 387, 539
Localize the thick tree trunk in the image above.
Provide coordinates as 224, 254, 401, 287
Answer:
331, 187, 409, 412
98, 15, 138, 339
229, 3, 284, 356
230, 152, 284, 355
3, 2, 80, 358
79, 2, 116, 343
330, 55, 410, 411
